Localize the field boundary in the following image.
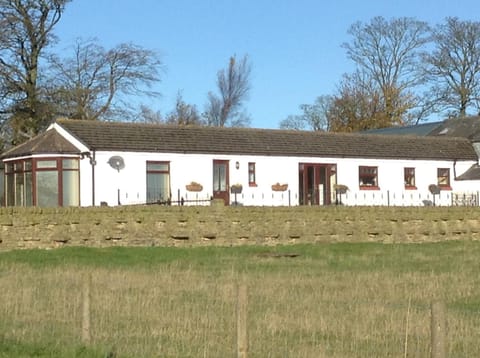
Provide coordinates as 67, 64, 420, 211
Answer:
1, 204, 479, 250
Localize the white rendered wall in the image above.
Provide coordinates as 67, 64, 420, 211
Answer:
87, 152, 300, 207
335, 158, 478, 206
81, 150, 479, 207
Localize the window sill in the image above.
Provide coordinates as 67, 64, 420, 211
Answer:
248, 183, 257, 187
438, 185, 452, 191
359, 186, 380, 190
404, 186, 417, 190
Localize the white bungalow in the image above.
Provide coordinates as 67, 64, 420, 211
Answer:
0, 119, 478, 207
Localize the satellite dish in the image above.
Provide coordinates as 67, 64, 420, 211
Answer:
108, 156, 125, 172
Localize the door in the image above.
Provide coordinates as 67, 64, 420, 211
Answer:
299, 163, 336, 205
213, 160, 229, 205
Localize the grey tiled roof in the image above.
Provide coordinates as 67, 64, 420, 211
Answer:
56, 119, 478, 161
456, 164, 480, 180
428, 116, 480, 141
363, 122, 442, 136
1, 128, 80, 159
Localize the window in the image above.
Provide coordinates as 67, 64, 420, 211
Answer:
0, 163, 4, 207
404, 167, 416, 189
36, 170, 59, 207
5, 163, 14, 206
6, 159, 33, 206
5, 158, 79, 207
36, 160, 57, 169
146, 161, 170, 203
359, 166, 378, 189
248, 162, 256, 186
36, 159, 58, 207
62, 159, 80, 206
437, 168, 450, 189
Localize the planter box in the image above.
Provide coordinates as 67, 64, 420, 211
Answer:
186, 183, 203, 192
271, 183, 288, 192
231, 185, 243, 194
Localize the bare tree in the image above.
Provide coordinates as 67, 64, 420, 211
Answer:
47, 39, 163, 121
204, 54, 252, 127
0, 0, 70, 145
343, 16, 430, 125
165, 91, 203, 125
279, 115, 307, 131
279, 95, 333, 131
424, 17, 480, 117
137, 104, 163, 124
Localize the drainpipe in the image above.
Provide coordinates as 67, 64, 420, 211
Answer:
90, 150, 97, 206
453, 159, 457, 180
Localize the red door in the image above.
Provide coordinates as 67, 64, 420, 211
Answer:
213, 160, 229, 205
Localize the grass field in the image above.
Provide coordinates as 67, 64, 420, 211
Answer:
1, 241, 480, 357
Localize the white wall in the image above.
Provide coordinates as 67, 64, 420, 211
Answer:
79, 155, 93, 206
81, 151, 479, 207
335, 158, 478, 206
87, 152, 300, 207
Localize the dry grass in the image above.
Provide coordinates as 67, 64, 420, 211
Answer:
0, 243, 479, 357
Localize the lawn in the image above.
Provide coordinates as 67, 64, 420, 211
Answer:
0, 242, 479, 357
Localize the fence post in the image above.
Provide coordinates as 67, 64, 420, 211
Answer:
82, 273, 92, 345
236, 281, 248, 358
404, 296, 411, 358
431, 301, 446, 358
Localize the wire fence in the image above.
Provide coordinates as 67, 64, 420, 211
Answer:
1, 274, 470, 358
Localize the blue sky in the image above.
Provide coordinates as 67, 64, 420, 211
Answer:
53, 0, 480, 128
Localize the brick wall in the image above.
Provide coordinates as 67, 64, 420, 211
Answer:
0, 202, 478, 251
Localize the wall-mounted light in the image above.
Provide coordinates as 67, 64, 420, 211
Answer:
235, 161, 240, 170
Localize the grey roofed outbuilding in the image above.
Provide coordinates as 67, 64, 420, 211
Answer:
52, 119, 477, 161
456, 164, 480, 180
363, 116, 480, 141
362, 121, 443, 136
428, 116, 480, 141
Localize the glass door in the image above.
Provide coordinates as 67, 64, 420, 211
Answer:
213, 160, 229, 205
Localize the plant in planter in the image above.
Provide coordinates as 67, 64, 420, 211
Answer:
428, 184, 441, 195
186, 181, 203, 192
230, 184, 243, 194
333, 184, 349, 194
271, 182, 288, 191
428, 184, 441, 206
334, 184, 348, 205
